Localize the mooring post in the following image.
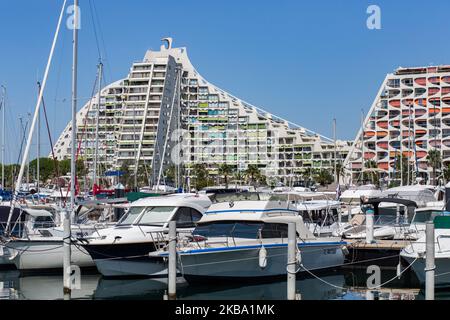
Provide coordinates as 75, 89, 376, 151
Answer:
425, 221, 435, 300
365, 208, 374, 244
168, 220, 177, 300
287, 222, 296, 300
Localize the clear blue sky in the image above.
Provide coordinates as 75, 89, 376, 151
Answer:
1, 0, 450, 164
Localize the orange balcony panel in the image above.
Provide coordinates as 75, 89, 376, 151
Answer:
414, 98, 427, 107
416, 151, 427, 158
376, 131, 388, 138
415, 77, 426, 86
364, 152, 376, 160
429, 77, 440, 85
364, 131, 376, 138
377, 121, 388, 129
389, 100, 400, 108
429, 107, 440, 114
402, 151, 414, 158
402, 130, 413, 137
377, 141, 388, 149
429, 87, 440, 95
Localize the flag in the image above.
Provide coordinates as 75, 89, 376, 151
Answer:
336, 184, 341, 200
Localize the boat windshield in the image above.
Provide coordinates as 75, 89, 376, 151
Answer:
33, 216, 56, 229
137, 206, 176, 226
193, 221, 289, 239
412, 210, 442, 223
210, 192, 289, 204
117, 206, 146, 225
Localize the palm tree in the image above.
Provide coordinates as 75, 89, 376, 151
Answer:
244, 164, 261, 187
218, 164, 233, 188
335, 162, 345, 184
427, 149, 442, 185
191, 163, 209, 190
314, 169, 333, 187
443, 164, 450, 183
364, 160, 379, 185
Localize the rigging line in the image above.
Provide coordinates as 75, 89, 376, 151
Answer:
39, 82, 65, 203
89, 0, 112, 84
63, 70, 99, 200
52, 18, 67, 140
88, 0, 102, 61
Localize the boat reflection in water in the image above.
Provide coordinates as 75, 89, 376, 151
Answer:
0, 271, 100, 300
93, 272, 346, 300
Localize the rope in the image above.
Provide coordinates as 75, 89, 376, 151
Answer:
296, 256, 418, 291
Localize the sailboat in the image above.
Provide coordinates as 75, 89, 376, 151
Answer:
1, 0, 104, 271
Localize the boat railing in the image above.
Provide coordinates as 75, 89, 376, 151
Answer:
436, 235, 450, 253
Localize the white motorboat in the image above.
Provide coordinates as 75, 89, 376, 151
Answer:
156, 192, 346, 282
401, 215, 450, 287
80, 193, 212, 277
337, 186, 439, 240
339, 184, 382, 216
296, 200, 346, 236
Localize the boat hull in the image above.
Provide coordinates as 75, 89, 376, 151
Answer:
404, 255, 450, 288
180, 242, 345, 282
82, 242, 168, 278
0, 246, 15, 268
7, 240, 94, 271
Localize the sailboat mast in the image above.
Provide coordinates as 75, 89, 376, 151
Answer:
37, 89, 40, 193
1, 85, 5, 189
64, 0, 78, 298
333, 118, 337, 184
93, 62, 103, 189
360, 109, 364, 184
70, 0, 79, 212
5, 0, 67, 235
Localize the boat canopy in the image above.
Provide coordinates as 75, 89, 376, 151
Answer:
364, 198, 418, 216
379, 186, 436, 207
130, 193, 212, 213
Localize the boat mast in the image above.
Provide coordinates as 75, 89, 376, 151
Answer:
93, 61, 103, 189
5, 0, 66, 234
37, 86, 40, 193
360, 109, 364, 185
64, 0, 78, 298
333, 118, 337, 184
0, 85, 5, 189
156, 68, 180, 189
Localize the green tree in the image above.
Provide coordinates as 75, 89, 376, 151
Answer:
28, 157, 58, 183
218, 164, 233, 188
363, 160, 380, 186
335, 162, 344, 184
427, 149, 442, 186
244, 164, 262, 187
443, 164, 450, 183
191, 163, 209, 191
314, 169, 334, 186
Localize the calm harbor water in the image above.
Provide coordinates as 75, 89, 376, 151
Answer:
0, 266, 445, 300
